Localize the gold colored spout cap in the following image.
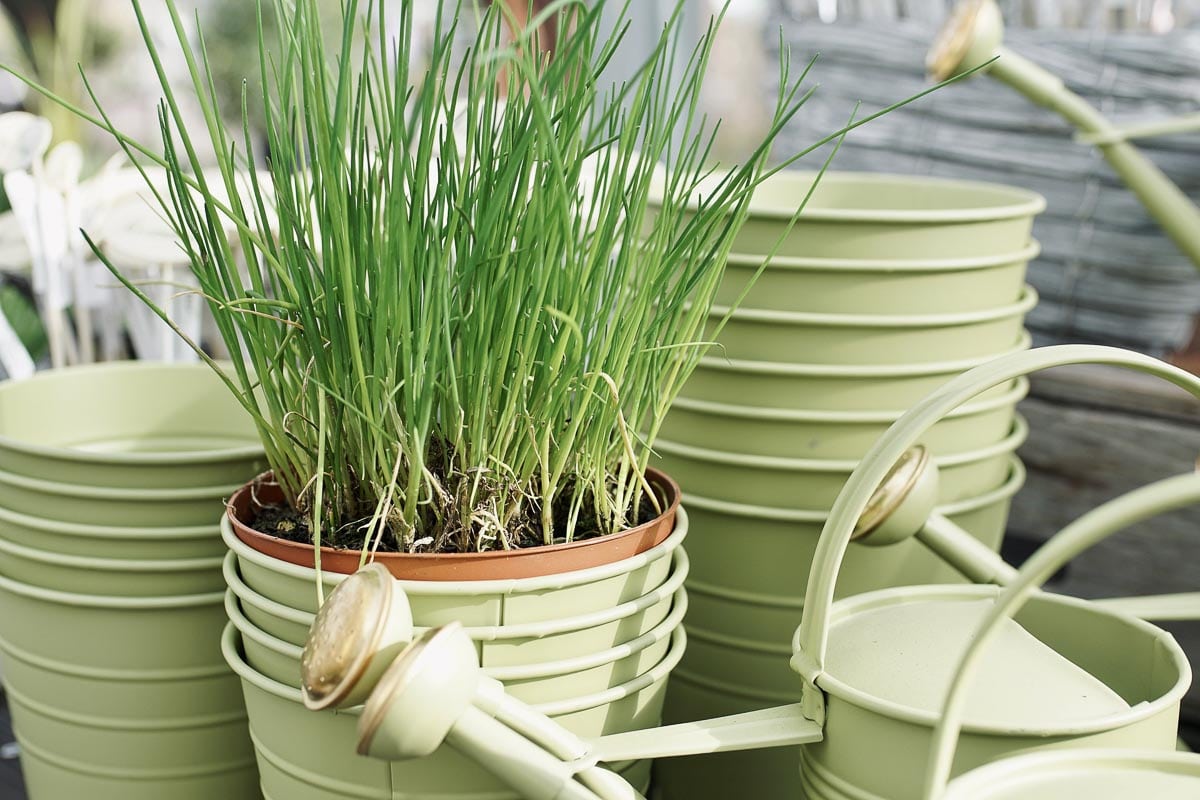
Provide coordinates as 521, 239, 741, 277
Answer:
928, 0, 1005, 82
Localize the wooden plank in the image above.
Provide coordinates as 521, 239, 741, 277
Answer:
1028, 363, 1200, 423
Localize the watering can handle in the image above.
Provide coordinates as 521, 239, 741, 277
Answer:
921, 470, 1200, 798
791, 344, 1200, 726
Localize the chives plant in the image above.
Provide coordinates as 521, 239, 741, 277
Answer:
9, 0, 943, 556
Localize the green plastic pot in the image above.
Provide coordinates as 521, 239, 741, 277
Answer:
223, 623, 670, 799
0, 467, 238, 527
0, 361, 264, 488
661, 378, 1026, 460
652, 415, 1026, 510
0, 533, 223, 596
227, 582, 686, 705
675, 459, 1023, 702
0, 503, 225, 560
222, 507, 686, 624
648, 171, 1045, 259
679, 332, 1030, 411
702, 287, 1036, 365
714, 242, 1038, 315
226, 548, 687, 667
940, 749, 1200, 799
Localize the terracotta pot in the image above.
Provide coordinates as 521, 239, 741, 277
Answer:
226, 468, 681, 581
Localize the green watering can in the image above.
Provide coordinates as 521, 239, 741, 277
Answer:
927, 462, 1200, 798
298, 344, 1200, 799
929, 0, 1200, 272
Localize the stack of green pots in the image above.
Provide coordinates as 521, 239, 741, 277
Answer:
221, 509, 691, 799
0, 363, 267, 799
650, 171, 1045, 799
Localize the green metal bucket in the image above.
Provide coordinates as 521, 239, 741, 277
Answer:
225, 580, 687, 705
714, 242, 1037, 315
223, 624, 668, 799
0, 467, 238, 527
702, 287, 1036, 365
0, 503, 225, 560
661, 378, 1026, 459
652, 415, 1026, 509
15, 738, 259, 800
0, 574, 257, 798
648, 171, 1045, 260
221, 508, 686, 624
0, 361, 264, 488
0, 533, 223, 596
678, 332, 1029, 412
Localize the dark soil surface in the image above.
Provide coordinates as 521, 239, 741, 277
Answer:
250, 490, 662, 554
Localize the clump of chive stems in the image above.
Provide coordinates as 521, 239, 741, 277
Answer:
8, 0, 944, 555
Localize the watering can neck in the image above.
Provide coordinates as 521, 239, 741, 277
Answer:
983, 47, 1200, 270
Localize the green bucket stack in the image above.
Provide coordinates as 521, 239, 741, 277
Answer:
650, 171, 1045, 800
0, 362, 267, 800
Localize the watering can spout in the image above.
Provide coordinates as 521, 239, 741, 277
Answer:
931, 0, 1200, 271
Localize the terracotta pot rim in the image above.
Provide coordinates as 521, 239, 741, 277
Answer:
226, 467, 681, 581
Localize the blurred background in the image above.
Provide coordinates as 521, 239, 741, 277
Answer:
0, 0, 1197, 793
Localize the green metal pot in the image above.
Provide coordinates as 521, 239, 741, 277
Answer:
0, 574, 257, 798
652, 415, 1026, 509
227, 583, 686, 705
661, 378, 1026, 460
702, 287, 1036, 365
0, 533, 223, 596
223, 624, 665, 799
15, 739, 259, 800
0, 361, 264, 488
715, 242, 1037, 315
0, 503, 225, 560
0, 467, 238, 527
222, 508, 685, 623
679, 332, 1029, 412
224, 550, 687, 668
0, 574, 228, 671
649, 171, 1045, 260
